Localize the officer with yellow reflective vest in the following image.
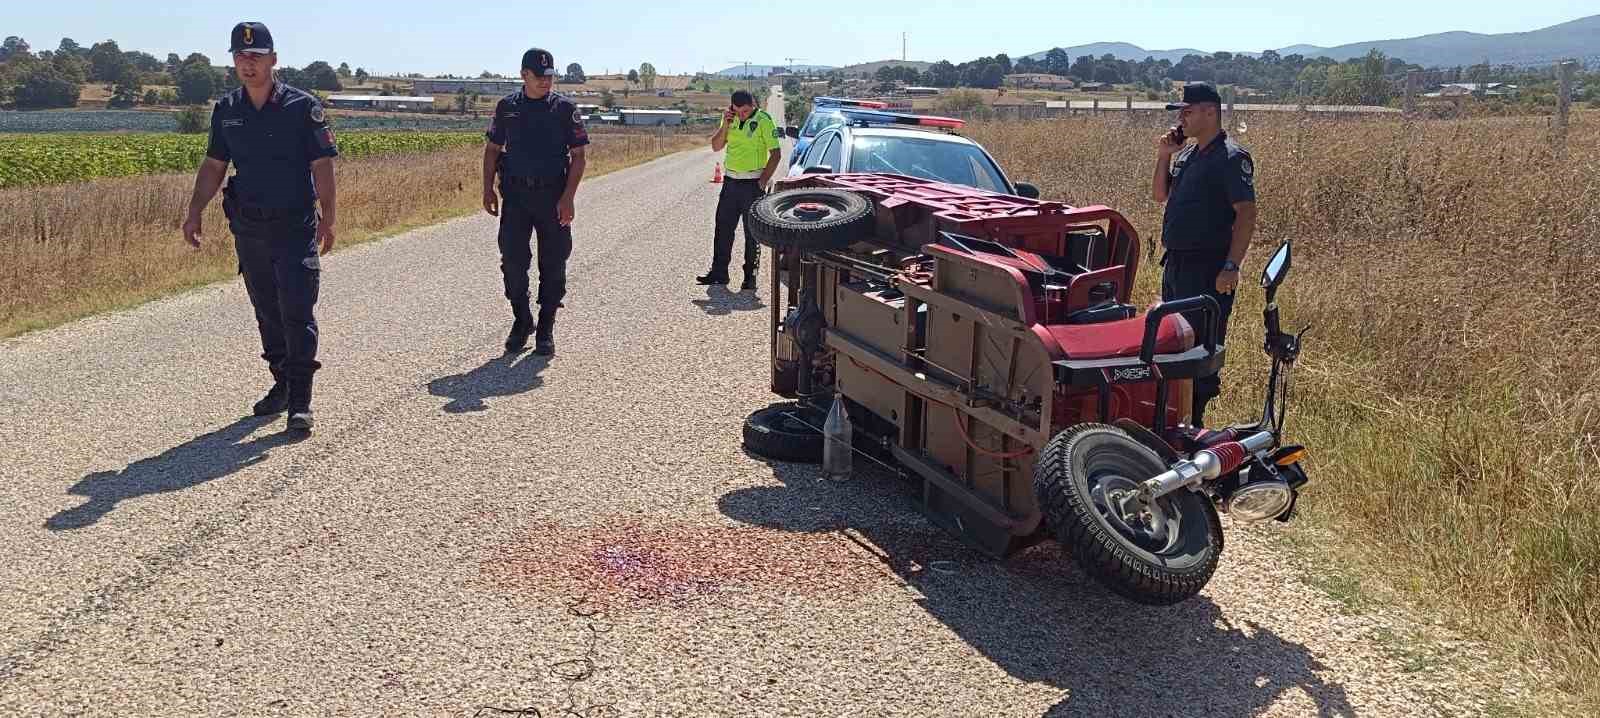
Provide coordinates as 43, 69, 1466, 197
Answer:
698, 90, 781, 293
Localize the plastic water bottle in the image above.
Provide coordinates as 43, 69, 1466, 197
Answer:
822, 394, 853, 481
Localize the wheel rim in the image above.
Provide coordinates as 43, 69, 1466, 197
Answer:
1087, 471, 1185, 555
775, 195, 852, 225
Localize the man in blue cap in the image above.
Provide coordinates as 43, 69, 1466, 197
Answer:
482, 47, 589, 355
182, 21, 339, 433
1151, 81, 1257, 427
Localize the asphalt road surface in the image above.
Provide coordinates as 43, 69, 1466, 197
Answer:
0, 89, 1536, 717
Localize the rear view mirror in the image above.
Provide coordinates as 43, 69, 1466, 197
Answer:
1260, 241, 1292, 290
1014, 181, 1040, 199
784, 126, 800, 139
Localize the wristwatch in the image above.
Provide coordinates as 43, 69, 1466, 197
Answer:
1221, 260, 1240, 272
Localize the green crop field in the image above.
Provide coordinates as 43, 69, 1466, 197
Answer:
0, 131, 485, 189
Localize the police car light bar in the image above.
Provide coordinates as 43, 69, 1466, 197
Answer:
841, 109, 967, 129
814, 96, 889, 109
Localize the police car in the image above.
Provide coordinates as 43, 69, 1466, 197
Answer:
783, 96, 890, 168
783, 109, 1040, 198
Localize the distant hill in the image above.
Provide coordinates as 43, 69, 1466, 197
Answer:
836, 59, 933, 77
1024, 42, 1210, 65
1263, 14, 1599, 67
713, 64, 836, 78
1021, 14, 1600, 69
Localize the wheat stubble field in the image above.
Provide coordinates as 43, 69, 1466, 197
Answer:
970, 112, 1600, 707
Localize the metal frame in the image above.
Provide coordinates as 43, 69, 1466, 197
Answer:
761, 173, 1232, 558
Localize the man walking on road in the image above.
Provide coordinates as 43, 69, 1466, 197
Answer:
482, 47, 589, 356
1151, 82, 1257, 427
698, 89, 781, 293
182, 21, 338, 433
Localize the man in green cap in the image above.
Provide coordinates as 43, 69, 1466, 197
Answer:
698, 89, 781, 293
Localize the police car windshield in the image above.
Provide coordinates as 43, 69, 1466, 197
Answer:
849, 136, 1008, 193
799, 109, 844, 137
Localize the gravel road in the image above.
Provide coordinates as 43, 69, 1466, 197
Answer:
0, 89, 1545, 717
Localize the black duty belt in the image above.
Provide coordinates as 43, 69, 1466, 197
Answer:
503, 174, 567, 189
236, 204, 307, 221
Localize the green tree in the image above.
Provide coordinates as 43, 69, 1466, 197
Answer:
354, 67, 369, 85
0, 36, 31, 63
176, 60, 218, 104
52, 52, 89, 85
627, 69, 639, 85
87, 40, 128, 82
56, 38, 83, 57
1356, 49, 1393, 105
12, 60, 80, 109
925, 60, 959, 87
108, 65, 142, 108
565, 62, 585, 84
337, 62, 351, 78
143, 88, 160, 105
638, 62, 656, 90
301, 61, 342, 90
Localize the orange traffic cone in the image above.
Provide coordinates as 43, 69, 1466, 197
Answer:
710, 162, 723, 184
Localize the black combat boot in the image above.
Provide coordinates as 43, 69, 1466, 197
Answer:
252, 369, 288, 416
740, 270, 758, 293
286, 374, 314, 432
534, 305, 557, 355
505, 303, 534, 353
695, 272, 729, 286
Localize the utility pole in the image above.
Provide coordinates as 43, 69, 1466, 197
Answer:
902, 32, 907, 62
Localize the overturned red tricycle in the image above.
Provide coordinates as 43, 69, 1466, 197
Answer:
741, 172, 1310, 605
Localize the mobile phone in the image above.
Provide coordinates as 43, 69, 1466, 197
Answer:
1168, 124, 1186, 144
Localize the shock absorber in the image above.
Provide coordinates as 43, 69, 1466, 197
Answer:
1138, 431, 1274, 501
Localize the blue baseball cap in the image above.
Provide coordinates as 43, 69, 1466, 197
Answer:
521, 48, 559, 77
230, 22, 274, 55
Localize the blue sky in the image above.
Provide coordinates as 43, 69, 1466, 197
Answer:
6, 1, 1596, 76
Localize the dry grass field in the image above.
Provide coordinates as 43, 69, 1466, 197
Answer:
0, 130, 703, 338
967, 112, 1600, 708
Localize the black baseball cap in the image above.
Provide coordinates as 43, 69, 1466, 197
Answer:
229, 22, 274, 55
521, 47, 558, 77
1166, 82, 1221, 110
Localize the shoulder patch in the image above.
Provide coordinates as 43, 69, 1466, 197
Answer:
309, 103, 325, 123
1240, 156, 1252, 176
573, 108, 584, 125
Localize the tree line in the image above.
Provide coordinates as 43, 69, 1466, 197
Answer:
861, 47, 1596, 107
0, 35, 373, 110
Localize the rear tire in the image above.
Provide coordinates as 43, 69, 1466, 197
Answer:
1034, 423, 1222, 605
742, 402, 826, 463
746, 188, 873, 251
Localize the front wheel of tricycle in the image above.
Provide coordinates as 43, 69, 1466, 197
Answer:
1034, 423, 1223, 606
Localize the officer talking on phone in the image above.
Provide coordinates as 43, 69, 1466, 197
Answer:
698, 89, 781, 293
1151, 82, 1257, 427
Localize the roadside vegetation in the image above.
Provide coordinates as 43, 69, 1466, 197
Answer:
968, 112, 1600, 710
0, 132, 704, 337
0, 131, 485, 188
